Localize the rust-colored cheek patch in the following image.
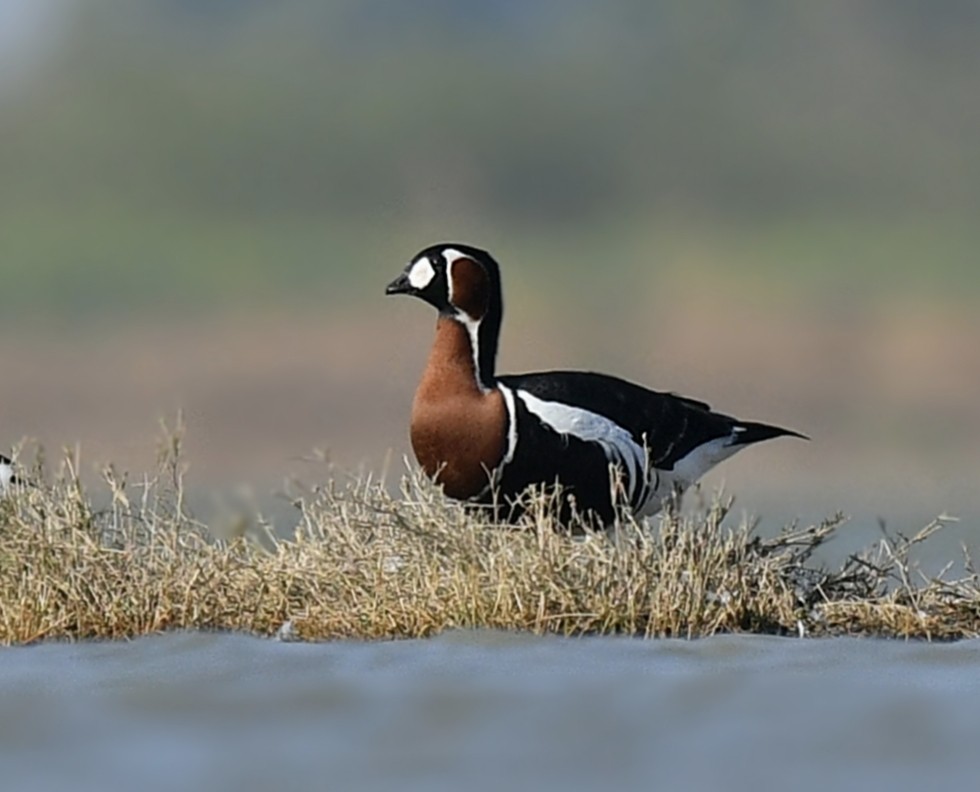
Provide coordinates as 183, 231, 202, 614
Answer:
449, 257, 489, 321
409, 317, 507, 499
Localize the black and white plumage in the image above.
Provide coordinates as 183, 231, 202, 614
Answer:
386, 243, 806, 525
0, 454, 20, 496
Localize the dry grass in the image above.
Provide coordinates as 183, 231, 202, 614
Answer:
0, 431, 977, 645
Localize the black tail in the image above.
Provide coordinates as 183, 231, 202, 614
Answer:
732, 420, 809, 446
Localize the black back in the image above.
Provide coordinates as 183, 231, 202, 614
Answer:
498, 370, 744, 470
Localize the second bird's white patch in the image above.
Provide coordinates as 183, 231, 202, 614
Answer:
0, 459, 15, 495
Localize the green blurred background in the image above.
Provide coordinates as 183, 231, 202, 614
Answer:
1, 1, 977, 541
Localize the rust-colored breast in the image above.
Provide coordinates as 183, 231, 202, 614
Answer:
410, 317, 507, 499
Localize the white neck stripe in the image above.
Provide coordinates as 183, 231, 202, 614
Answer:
498, 385, 519, 465
454, 312, 488, 392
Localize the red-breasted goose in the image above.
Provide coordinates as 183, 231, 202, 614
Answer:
386, 243, 806, 525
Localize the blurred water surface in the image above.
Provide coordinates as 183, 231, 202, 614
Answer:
1, 630, 979, 792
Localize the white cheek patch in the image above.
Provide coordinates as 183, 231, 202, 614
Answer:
407, 256, 436, 290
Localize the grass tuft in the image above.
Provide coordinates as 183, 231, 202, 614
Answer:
0, 435, 977, 644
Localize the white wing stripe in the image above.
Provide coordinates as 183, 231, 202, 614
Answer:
515, 390, 647, 501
